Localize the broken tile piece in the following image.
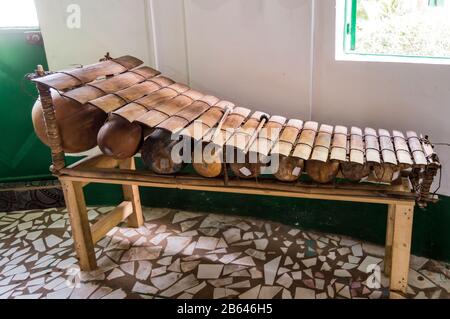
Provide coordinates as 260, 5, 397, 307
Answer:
25, 231, 42, 241
168, 258, 181, 273
232, 256, 256, 267
239, 285, 261, 299
295, 287, 315, 299
136, 261, 152, 281
172, 211, 203, 224
249, 267, 263, 279
227, 280, 251, 289
358, 256, 382, 273
223, 265, 248, 276
351, 244, 363, 257
120, 262, 135, 275
302, 258, 317, 268
276, 273, 293, 288
157, 256, 172, 266
216, 238, 228, 249
419, 270, 450, 293
17, 222, 33, 231
160, 274, 199, 298
208, 277, 234, 288
122, 246, 161, 261
264, 256, 281, 286
230, 269, 251, 277
408, 269, 436, 290
150, 233, 171, 245
70, 283, 98, 299
245, 248, 266, 261
185, 281, 207, 295
223, 228, 241, 244
196, 237, 219, 251
132, 282, 158, 295
242, 232, 254, 240
164, 237, 192, 256
197, 264, 224, 279
151, 266, 167, 278
288, 229, 300, 237
219, 253, 241, 264
32, 238, 46, 252
214, 287, 239, 299
45, 235, 63, 248
107, 268, 125, 280
102, 288, 127, 299
181, 261, 200, 273
151, 272, 182, 290
180, 220, 199, 232
292, 271, 302, 280
334, 269, 352, 278
259, 286, 282, 299
182, 242, 196, 256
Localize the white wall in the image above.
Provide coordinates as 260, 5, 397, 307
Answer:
183, 0, 313, 119
35, 0, 450, 195
147, 0, 314, 119
34, 0, 154, 70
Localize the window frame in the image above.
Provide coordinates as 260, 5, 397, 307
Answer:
0, 0, 39, 29
342, 0, 450, 62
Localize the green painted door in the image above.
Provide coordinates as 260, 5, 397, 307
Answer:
0, 28, 51, 182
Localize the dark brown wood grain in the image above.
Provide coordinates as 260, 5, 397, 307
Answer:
32, 89, 106, 153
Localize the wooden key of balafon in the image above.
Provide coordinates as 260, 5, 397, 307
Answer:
246, 115, 286, 176
181, 101, 235, 142
193, 106, 250, 178
407, 131, 428, 168
272, 119, 304, 182
229, 113, 270, 179
341, 127, 370, 182
191, 104, 234, 178
375, 129, 400, 183
393, 130, 413, 170
306, 124, 340, 184
292, 121, 319, 161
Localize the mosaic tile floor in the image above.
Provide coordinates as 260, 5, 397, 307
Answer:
0, 206, 449, 299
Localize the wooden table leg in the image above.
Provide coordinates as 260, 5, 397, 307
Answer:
384, 204, 395, 275
120, 158, 144, 228
389, 203, 414, 295
60, 179, 97, 271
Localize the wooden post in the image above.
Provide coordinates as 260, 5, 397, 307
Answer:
384, 204, 395, 275
389, 204, 414, 295
120, 157, 144, 228
60, 180, 97, 271
35, 81, 66, 174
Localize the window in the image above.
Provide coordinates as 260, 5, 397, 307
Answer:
0, 0, 39, 28
337, 0, 450, 63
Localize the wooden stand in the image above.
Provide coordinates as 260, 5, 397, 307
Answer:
56, 152, 416, 298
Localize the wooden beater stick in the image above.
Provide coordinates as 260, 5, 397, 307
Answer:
244, 115, 269, 154
211, 106, 233, 142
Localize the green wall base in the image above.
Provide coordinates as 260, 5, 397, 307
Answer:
0, 29, 50, 182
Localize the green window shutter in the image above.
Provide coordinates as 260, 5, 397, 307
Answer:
429, 0, 445, 7
350, 0, 357, 51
